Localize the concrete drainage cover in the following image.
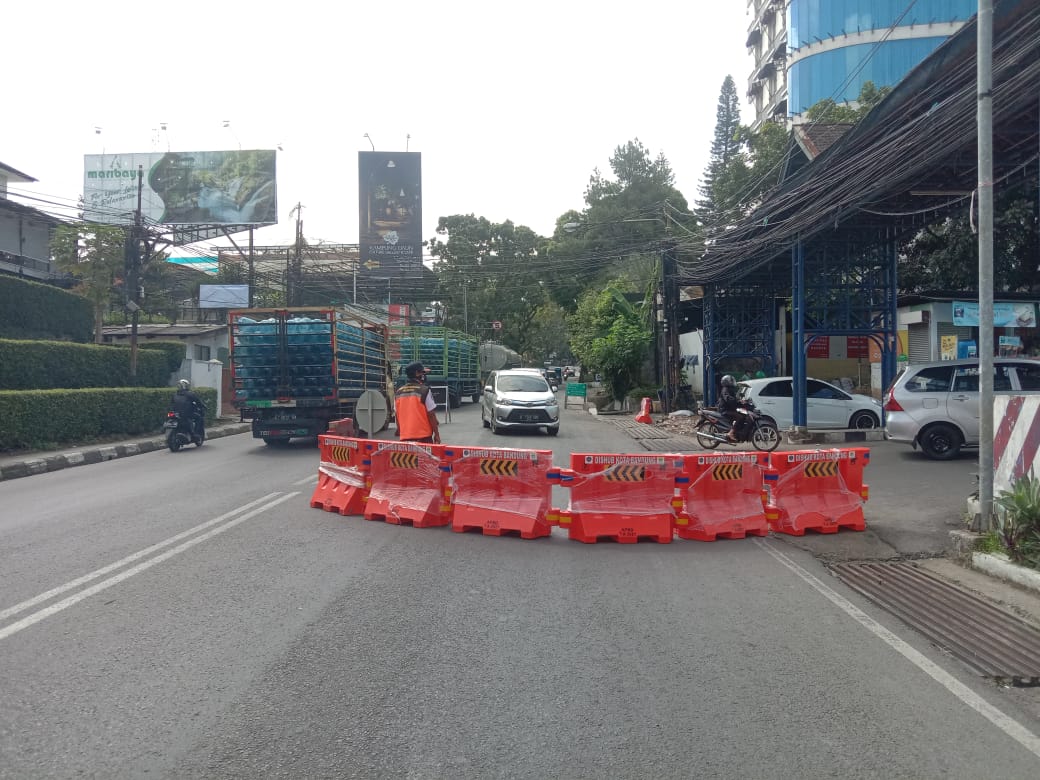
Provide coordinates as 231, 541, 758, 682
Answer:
832, 561, 1040, 687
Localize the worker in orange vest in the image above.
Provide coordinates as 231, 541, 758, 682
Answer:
395, 361, 441, 444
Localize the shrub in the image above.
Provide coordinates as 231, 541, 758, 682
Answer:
0, 387, 216, 451
0, 339, 171, 389
0, 276, 92, 342
994, 470, 1040, 570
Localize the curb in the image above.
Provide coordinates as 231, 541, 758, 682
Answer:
0, 424, 252, 482
786, 430, 885, 444
971, 552, 1040, 596
947, 530, 1040, 597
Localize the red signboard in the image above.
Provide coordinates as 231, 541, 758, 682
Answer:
847, 336, 869, 359
806, 336, 829, 358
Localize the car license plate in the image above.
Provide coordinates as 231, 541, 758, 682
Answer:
519, 414, 540, 422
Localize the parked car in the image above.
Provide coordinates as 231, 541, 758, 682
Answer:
481, 369, 560, 435
737, 376, 882, 430
884, 358, 1040, 459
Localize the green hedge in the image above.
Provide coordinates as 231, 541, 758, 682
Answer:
0, 339, 173, 389
0, 276, 92, 342
0, 387, 217, 451
138, 341, 187, 374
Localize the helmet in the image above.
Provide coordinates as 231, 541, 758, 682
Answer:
404, 361, 427, 380
178, 379, 191, 390
720, 374, 736, 387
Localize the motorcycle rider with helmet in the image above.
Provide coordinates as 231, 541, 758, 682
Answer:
718, 374, 750, 442
170, 379, 206, 442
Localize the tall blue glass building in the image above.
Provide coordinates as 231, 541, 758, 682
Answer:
787, 0, 976, 117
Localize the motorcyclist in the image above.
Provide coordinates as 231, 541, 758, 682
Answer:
171, 379, 206, 441
718, 374, 749, 442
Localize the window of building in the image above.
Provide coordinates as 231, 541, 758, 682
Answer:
194, 345, 211, 361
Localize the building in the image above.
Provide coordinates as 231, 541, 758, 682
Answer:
0, 161, 65, 284
747, 0, 976, 128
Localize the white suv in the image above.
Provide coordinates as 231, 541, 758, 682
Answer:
884, 358, 1040, 459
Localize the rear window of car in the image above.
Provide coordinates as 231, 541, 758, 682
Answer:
758, 381, 793, 398
904, 366, 953, 392
1014, 363, 1040, 390
951, 365, 1013, 392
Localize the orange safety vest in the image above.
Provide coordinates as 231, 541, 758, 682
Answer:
395, 383, 433, 440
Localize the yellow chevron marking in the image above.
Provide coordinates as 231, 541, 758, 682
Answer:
330, 445, 356, 463
604, 465, 646, 482
805, 461, 839, 478
711, 464, 743, 480
480, 458, 519, 477
390, 452, 419, 469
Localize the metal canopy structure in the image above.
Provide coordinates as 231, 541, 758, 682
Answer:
680, 0, 1040, 418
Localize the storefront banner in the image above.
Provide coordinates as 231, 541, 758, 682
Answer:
952, 301, 1037, 328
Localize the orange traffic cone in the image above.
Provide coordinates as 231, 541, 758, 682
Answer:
635, 396, 654, 424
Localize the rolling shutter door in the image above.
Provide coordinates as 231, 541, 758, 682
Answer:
907, 323, 931, 363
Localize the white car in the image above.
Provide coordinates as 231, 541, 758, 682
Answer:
737, 377, 882, 430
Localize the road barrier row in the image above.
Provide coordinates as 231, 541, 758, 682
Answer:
310, 435, 870, 543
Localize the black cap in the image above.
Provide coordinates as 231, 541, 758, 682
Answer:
404, 361, 427, 379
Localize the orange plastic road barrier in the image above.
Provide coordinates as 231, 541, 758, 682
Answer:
363, 441, 450, 527
442, 446, 554, 539
635, 397, 654, 424
764, 448, 869, 535
549, 453, 686, 543
310, 435, 370, 516
676, 452, 770, 541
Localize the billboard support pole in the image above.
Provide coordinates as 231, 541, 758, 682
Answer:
128, 165, 144, 380
248, 228, 255, 307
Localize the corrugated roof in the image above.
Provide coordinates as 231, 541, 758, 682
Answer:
686, 0, 1040, 284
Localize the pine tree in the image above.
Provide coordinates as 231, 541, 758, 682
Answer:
697, 76, 746, 235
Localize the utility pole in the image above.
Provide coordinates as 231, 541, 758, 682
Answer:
127, 165, 144, 380
976, 0, 994, 531
247, 227, 255, 307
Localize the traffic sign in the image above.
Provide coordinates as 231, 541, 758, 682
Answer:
492, 320, 502, 330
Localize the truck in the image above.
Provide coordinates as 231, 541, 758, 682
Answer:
389, 325, 479, 408
230, 307, 391, 445
478, 341, 522, 387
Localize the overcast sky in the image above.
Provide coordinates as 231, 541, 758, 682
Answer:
4, 1, 752, 256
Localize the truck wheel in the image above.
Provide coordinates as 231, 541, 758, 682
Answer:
471, 393, 481, 404
450, 393, 461, 409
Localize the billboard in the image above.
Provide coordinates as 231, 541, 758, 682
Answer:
84, 150, 277, 226
358, 151, 422, 277
199, 284, 249, 308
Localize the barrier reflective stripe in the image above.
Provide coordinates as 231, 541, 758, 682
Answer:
364, 442, 449, 527
311, 435, 369, 516
480, 458, 519, 477
603, 465, 646, 482
447, 446, 553, 539
804, 461, 838, 478
676, 452, 770, 541
555, 453, 683, 543
765, 448, 868, 536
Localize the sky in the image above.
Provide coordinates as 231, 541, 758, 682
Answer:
4, 1, 753, 258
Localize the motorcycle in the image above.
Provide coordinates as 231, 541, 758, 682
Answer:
164, 411, 204, 452
694, 401, 781, 452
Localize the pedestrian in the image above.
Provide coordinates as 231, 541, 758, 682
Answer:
394, 362, 441, 444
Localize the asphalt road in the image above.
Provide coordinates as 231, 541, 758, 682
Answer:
1, 401, 1039, 778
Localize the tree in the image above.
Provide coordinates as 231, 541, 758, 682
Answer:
804, 81, 892, 123
427, 215, 550, 355
697, 76, 746, 232
900, 190, 1040, 294
568, 281, 652, 402
51, 223, 127, 342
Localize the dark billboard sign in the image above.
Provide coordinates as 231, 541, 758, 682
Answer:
358, 151, 422, 277
84, 150, 277, 226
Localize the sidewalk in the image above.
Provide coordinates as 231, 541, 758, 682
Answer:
0, 419, 251, 482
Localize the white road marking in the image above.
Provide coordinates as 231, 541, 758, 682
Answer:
756, 539, 1040, 760
0, 492, 299, 642
0, 493, 281, 623
293, 474, 319, 486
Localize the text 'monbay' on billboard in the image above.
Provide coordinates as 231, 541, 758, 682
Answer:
83, 150, 277, 226
358, 151, 422, 278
